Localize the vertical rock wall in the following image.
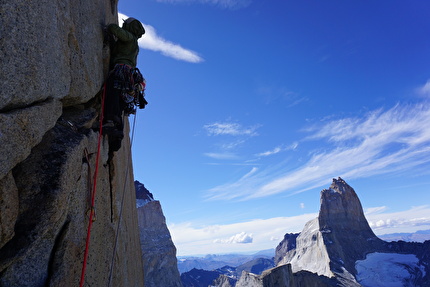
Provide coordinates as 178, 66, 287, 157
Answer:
137, 200, 182, 287
0, 0, 144, 286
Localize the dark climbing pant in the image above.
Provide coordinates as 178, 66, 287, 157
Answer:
104, 72, 125, 152
104, 72, 125, 129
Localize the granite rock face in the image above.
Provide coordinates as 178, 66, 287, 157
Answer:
274, 233, 298, 266
0, 0, 144, 286
137, 200, 183, 287
213, 275, 234, 287
287, 218, 332, 277
0, 99, 62, 181
235, 270, 263, 287
0, 0, 112, 111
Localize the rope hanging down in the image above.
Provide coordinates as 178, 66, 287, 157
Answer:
107, 111, 138, 287
79, 83, 107, 287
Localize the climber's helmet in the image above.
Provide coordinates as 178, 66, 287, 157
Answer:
123, 17, 145, 38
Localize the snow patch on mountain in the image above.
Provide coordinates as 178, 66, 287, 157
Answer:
136, 199, 151, 208
355, 252, 425, 287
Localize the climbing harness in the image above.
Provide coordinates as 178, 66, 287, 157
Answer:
79, 82, 106, 287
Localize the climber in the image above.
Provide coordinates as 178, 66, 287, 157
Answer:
103, 17, 147, 142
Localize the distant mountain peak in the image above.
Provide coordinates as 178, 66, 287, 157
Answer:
327, 177, 351, 194
135, 180, 154, 207
275, 178, 386, 281
319, 177, 374, 237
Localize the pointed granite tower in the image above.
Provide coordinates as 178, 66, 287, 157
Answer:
318, 177, 384, 278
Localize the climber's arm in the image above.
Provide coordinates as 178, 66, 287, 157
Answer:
107, 24, 134, 42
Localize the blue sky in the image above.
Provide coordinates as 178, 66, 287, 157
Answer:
118, 0, 430, 256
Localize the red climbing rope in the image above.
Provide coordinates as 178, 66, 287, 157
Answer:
79, 83, 106, 287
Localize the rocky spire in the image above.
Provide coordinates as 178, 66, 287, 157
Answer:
135, 180, 154, 201
319, 177, 376, 238
135, 180, 154, 208
318, 177, 384, 276
274, 177, 384, 283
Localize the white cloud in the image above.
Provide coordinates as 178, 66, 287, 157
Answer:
214, 232, 253, 244
205, 100, 430, 200
365, 205, 430, 235
203, 122, 259, 136
118, 13, 203, 63
155, 0, 252, 9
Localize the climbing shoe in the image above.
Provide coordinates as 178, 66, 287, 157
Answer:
102, 120, 116, 129
102, 120, 122, 136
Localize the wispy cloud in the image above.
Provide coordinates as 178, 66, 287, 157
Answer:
118, 13, 203, 63
417, 79, 430, 97
203, 121, 261, 160
256, 142, 298, 157
203, 122, 259, 136
155, 0, 252, 9
205, 167, 260, 200
258, 85, 307, 107
204, 152, 239, 160
364, 206, 388, 215
205, 94, 430, 200
256, 146, 283, 157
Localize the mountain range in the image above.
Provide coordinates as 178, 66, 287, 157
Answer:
378, 229, 430, 242
181, 258, 275, 287
178, 249, 274, 274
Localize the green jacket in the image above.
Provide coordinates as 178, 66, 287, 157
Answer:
108, 21, 143, 67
